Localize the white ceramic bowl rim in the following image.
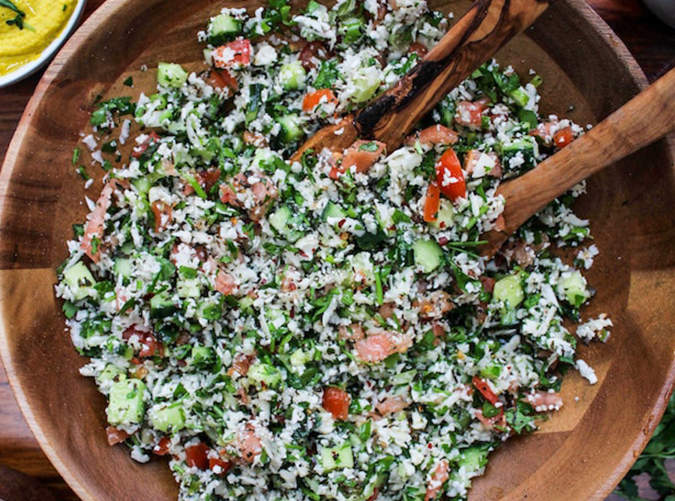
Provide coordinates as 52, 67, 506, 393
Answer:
0, 0, 88, 88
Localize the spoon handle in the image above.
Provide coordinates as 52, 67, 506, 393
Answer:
355, 0, 551, 147
483, 66, 675, 256
291, 0, 550, 162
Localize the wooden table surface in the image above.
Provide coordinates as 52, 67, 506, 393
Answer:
1, 1, 674, 499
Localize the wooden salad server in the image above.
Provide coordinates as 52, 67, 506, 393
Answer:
290, 0, 551, 162
482, 66, 675, 256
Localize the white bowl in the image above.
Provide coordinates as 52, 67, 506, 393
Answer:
0, 0, 88, 88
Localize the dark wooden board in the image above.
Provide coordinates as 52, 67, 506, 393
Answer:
0, 0, 673, 500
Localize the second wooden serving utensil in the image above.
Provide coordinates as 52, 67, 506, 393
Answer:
482, 66, 675, 256
291, 0, 551, 162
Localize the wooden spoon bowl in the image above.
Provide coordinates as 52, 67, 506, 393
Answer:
0, 1, 673, 500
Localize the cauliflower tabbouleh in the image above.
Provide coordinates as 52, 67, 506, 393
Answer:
55, 0, 613, 500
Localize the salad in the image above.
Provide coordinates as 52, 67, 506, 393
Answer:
55, 0, 613, 500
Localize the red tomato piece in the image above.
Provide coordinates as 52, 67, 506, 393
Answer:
553, 126, 574, 148
454, 98, 490, 130
209, 456, 234, 475
213, 39, 252, 69
322, 387, 351, 420
106, 426, 130, 446
423, 183, 440, 222
153, 436, 171, 456
302, 89, 339, 112
205, 69, 238, 93
435, 149, 466, 201
425, 460, 450, 501
472, 376, 499, 405
185, 443, 210, 470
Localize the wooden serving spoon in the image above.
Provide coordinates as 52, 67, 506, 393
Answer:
290, 0, 551, 162
482, 66, 675, 256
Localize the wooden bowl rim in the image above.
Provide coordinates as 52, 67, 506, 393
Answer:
0, 0, 673, 500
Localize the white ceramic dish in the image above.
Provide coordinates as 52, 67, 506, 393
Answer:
0, 0, 88, 88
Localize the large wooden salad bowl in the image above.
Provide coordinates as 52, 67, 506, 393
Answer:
0, 0, 674, 500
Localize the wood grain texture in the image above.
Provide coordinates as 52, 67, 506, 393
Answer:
482, 66, 675, 255
0, 1, 673, 501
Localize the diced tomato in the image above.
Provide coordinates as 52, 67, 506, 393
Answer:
435, 149, 466, 201
423, 183, 440, 222
530, 121, 555, 145
479, 276, 495, 294
322, 387, 351, 420
341, 140, 387, 175
151, 200, 172, 233
406, 125, 459, 147
106, 426, 130, 446
153, 436, 171, 456
475, 408, 506, 428
81, 182, 114, 263
354, 332, 413, 363
124, 326, 164, 358
463, 149, 502, 179
302, 89, 339, 112
425, 460, 450, 501
209, 456, 234, 475
375, 396, 409, 416
213, 39, 252, 69
205, 69, 238, 93
237, 423, 262, 463
132, 131, 161, 159
553, 127, 574, 148
472, 376, 499, 405
409, 41, 428, 58
185, 443, 210, 470
454, 98, 490, 130
298, 41, 330, 70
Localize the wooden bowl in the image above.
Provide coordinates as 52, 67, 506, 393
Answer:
0, 0, 674, 500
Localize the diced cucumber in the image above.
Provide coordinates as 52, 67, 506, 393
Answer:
190, 346, 214, 367
269, 205, 304, 242
208, 13, 242, 45
277, 114, 304, 143
290, 348, 310, 367
248, 362, 282, 388
177, 278, 201, 298
392, 369, 417, 386
114, 258, 133, 279
278, 61, 307, 90
559, 271, 589, 307
499, 136, 538, 171
150, 291, 178, 318
320, 443, 354, 471
96, 364, 124, 383
350, 67, 381, 103
321, 201, 346, 223
157, 63, 188, 88
63, 261, 97, 301
429, 199, 455, 230
107, 379, 146, 426
457, 446, 490, 472
413, 239, 444, 273
151, 403, 186, 433
493, 275, 524, 309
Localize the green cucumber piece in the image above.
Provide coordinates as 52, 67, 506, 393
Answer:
248, 362, 282, 388
499, 136, 538, 171
114, 258, 133, 279
157, 63, 188, 88
493, 275, 524, 309
63, 261, 97, 301
559, 271, 589, 307
269, 205, 304, 242
350, 67, 381, 103
277, 114, 303, 143
320, 443, 353, 471
107, 379, 146, 426
321, 201, 346, 222
150, 291, 178, 318
208, 13, 242, 45
278, 61, 307, 90
413, 239, 444, 273
152, 403, 185, 433
429, 199, 455, 230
